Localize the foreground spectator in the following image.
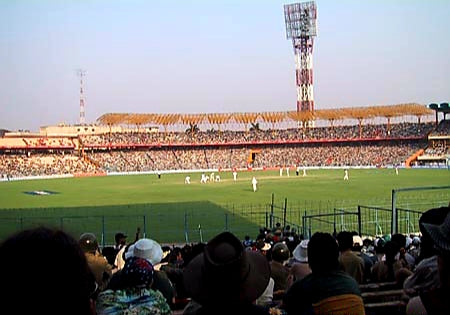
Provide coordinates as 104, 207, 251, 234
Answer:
79, 232, 113, 291
406, 207, 450, 315
371, 240, 409, 284
283, 232, 364, 315
183, 231, 271, 315
337, 231, 365, 284
109, 237, 176, 308
288, 240, 312, 284
96, 257, 171, 314
0, 227, 97, 315
270, 242, 290, 294
404, 207, 450, 297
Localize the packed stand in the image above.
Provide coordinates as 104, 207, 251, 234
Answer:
80, 122, 434, 147
87, 141, 423, 173
0, 153, 99, 178
429, 119, 450, 136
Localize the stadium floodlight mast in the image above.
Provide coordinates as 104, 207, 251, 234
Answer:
284, 1, 317, 112
76, 69, 86, 125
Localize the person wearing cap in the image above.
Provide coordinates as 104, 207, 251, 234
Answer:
406, 207, 450, 315
96, 257, 171, 315
183, 232, 271, 315
288, 240, 312, 285
270, 242, 290, 294
337, 231, 365, 284
283, 232, 364, 315
255, 239, 271, 259
79, 232, 113, 292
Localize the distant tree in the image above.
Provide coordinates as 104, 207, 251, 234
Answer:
185, 123, 200, 134
249, 122, 260, 132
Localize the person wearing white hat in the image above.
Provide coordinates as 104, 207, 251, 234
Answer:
122, 238, 175, 307
288, 240, 312, 286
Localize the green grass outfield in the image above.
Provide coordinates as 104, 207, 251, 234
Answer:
0, 168, 448, 243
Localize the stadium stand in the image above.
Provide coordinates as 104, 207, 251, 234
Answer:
2, 102, 449, 178
0, 120, 442, 178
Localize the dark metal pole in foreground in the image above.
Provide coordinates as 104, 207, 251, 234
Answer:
270, 193, 274, 229
357, 205, 362, 236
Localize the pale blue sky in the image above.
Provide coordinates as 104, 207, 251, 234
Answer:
0, 0, 449, 131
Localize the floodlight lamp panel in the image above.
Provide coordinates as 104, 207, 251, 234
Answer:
284, 1, 317, 39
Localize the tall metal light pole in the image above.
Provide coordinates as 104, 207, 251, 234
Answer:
284, 2, 317, 112
76, 69, 86, 125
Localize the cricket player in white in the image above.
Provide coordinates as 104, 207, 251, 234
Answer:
279, 166, 283, 177
200, 173, 207, 183
252, 177, 258, 192
185, 176, 191, 184
233, 171, 237, 182
344, 169, 349, 180
286, 167, 290, 177
303, 167, 307, 177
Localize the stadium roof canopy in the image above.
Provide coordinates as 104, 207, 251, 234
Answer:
97, 103, 432, 127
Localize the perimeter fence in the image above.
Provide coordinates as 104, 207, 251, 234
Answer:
0, 186, 448, 243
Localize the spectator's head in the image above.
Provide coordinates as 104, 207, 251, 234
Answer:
308, 232, 339, 274
120, 257, 154, 289
114, 232, 127, 246
0, 227, 96, 315
183, 232, 270, 305
293, 239, 309, 263
352, 235, 363, 252
363, 238, 373, 248
421, 209, 450, 287
337, 231, 353, 252
79, 232, 99, 254
161, 245, 171, 263
391, 233, 406, 248
272, 242, 290, 263
419, 206, 450, 260
374, 237, 386, 254
384, 241, 400, 263
133, 238, 163, 265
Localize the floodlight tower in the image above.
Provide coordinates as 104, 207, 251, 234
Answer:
76, 69, 86, 124
284, 2, 317, 112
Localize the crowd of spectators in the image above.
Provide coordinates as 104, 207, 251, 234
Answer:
0, 120, 441, 178
1, 140, 424, 178
0, 153, 99, 178
2, 206, 448, 314
424, 143, 449, 156
22, 137, 75, 147
429, 119, 450, 137
87, 141, 423, 172
80, 122, 434, 147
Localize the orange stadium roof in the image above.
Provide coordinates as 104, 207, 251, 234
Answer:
96, 103, 432, 126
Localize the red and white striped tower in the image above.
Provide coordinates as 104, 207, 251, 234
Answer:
77, 69, 86, 125
284, 2, 317, 112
